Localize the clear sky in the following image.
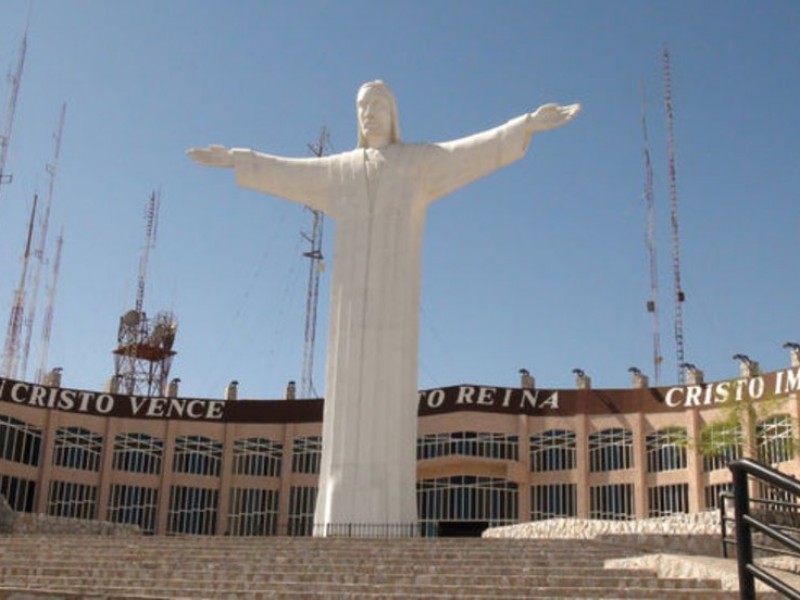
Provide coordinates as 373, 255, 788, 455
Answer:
0, 1, 798, 400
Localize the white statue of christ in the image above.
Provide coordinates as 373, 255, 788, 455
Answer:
188, 80, 580, 536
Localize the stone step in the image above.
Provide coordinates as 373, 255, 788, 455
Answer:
1, 534, 780, 600
0, 570, 723, 589
0, 564, 651, 578
0, 580, 755, 599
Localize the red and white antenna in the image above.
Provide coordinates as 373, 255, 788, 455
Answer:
2, 194, 37, 378
0, 28, 27, 201
35, 229, 64, 384
21, 103, 67, 378
663, 47, 686, 383
641, 82, 662, 385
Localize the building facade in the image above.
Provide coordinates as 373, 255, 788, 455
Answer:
0, 365, 798, 536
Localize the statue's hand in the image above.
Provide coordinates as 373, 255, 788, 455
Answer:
526, 103, 581, 134
186, 144, 234, 168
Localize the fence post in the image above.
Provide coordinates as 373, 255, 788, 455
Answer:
720, 493, 728, 558
732, 465, 755, 599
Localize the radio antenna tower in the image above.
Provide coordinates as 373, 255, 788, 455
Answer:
35, 228, 63, 384
112, 191, 178, 396
663, 47, 687, 383
300, 127, 329, 398
21, 103, 66, 378
641, 83, 662, 386
2, 194, 37, 378
0, 28, 27, 201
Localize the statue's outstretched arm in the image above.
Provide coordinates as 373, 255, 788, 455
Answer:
525, 103, 581, 136
187, 144, 235, 168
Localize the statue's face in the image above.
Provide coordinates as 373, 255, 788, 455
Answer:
357, 89, 392, 148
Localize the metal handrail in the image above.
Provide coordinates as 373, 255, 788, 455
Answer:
729, 458, 800, 599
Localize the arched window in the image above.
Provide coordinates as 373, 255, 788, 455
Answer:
417, 432, 518, 461
172, 436, 222, 477
757, 414, 794, 464
530, 429, 576, 472
700, 422, 743, 472
589, 428, 633, 472
0, 415, 42, 466
233, 437, 282, 477
113, 433, 163, 474
52, 427, 103, 472
646, 427, 688, 472
291, 437, 321, 474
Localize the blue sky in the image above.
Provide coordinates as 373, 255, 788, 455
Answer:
0, 1, 798, 399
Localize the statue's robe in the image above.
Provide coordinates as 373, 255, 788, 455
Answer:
230, 114, 532, 534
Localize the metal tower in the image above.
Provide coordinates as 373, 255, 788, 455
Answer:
2, 194, 37, 378
641, 83, 662, 386
35, 228, 63, 384
663, 47, 686, 383
299, 127, 329, 399
112, 191, 177, 396
21, 103, 66, 378
0, 29, 27, 200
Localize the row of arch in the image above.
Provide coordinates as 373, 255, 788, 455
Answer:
1, 416, 795, 478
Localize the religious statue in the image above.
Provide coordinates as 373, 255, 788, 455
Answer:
188, 80, 580, 536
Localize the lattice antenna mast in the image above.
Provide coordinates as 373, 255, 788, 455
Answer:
641, 83, 662, 386
2, 194, 37, 378
0, 29, 27, 200
113, 191, 176, 397
663, 47, 686, 383
35, 229, 63, 384
20, 103, 66, 378
137, 190, 160, 315
300, 127, 329, 398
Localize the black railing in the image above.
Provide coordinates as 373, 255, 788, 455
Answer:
728, 458, 800, 599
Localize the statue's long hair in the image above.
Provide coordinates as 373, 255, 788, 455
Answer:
356, 80, 401, 148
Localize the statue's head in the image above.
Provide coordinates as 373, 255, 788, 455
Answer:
356, 80, 400, 148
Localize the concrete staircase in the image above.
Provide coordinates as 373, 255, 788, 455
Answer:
0, 534, 780, 599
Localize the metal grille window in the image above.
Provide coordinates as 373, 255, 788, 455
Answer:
112, 433, 163, 475
646, 427, 688, 473
107, 484, 158, 534
757, 415, 795, 465
47, 480, 97, 520
288, 486, 317, 536
232, 438, 282, 478
167, 486, 218, 535
291, 437, 321, 474
172, 436, 222, 477
589, 428, 633, 472
530, 483, 577, 521
227, 487, 279, 536
529, 429, 576, 472
701, 423, 743, 472
647, 483, 689, 517
589, 483, 634, 520
756, 479, 799, 512
417, 476, 518, 533
52, 427, 103, 472
704, 482, 733, 510
0, 415, 42, 466
416, 432, 519, 461
0, 474, 36, 512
